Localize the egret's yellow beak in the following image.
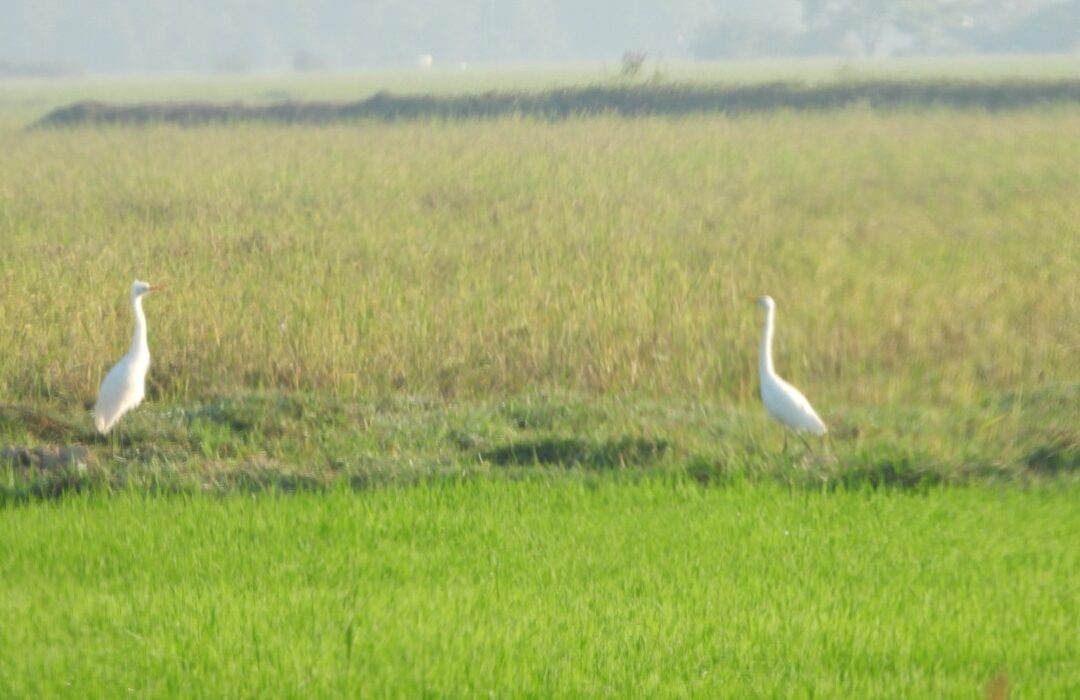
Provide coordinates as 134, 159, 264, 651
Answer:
149, 284, 165, 292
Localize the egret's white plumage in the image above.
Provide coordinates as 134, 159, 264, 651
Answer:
93, 280, 159, 434
757, 295, 827, 437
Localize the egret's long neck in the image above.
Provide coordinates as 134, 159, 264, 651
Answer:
130, 295, 149, 360
759, 307, 776, 380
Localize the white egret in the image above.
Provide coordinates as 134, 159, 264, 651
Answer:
93, 280, 162, 434
757, 295, 827, 448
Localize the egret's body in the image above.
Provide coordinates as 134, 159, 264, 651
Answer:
93, 280, 158, 434
757, 295, 827, 439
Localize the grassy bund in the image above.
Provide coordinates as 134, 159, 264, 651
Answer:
33, 79, 1080, 127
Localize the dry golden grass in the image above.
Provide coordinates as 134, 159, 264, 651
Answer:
0, 108, 1077, 408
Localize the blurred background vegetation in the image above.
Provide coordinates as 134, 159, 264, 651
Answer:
1, 0, 1077, 76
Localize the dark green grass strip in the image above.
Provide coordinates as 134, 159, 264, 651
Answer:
35, 79, 1080, 127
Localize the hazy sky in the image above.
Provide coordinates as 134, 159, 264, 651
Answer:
0, 0, 1073, 74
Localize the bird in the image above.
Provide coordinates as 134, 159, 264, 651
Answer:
757, 295, 827, 449
93, 280, 162, 434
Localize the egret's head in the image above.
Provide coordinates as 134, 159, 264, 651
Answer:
131, 280, 161, 298
757, 295, 775, 312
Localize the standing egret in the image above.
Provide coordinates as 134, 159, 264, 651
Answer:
93, 280, 161, 434
757, 295, 827, 449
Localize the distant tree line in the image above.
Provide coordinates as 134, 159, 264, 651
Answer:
693, 0, 1080, 59
0, 0, 1075, 74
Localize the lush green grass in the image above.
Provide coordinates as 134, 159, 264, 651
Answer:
1, 478, 1076, 697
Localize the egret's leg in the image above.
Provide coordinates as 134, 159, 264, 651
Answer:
113, 419, 131, 459
103, 425, 117, 458
120, 420, 135, 458
796, 431, 816, 457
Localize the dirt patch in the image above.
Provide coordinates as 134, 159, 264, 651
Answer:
1025, 439, 1080, 476
1, 444, 95, 470
480, 436, 670, 470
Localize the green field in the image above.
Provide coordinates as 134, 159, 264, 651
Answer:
1, 64, 1078, 695
2, 479, 1078, 698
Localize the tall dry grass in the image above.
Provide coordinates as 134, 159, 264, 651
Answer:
0, 108, 1076, 406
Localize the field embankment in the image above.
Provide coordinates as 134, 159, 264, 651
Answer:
33, 79, 1080, 127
